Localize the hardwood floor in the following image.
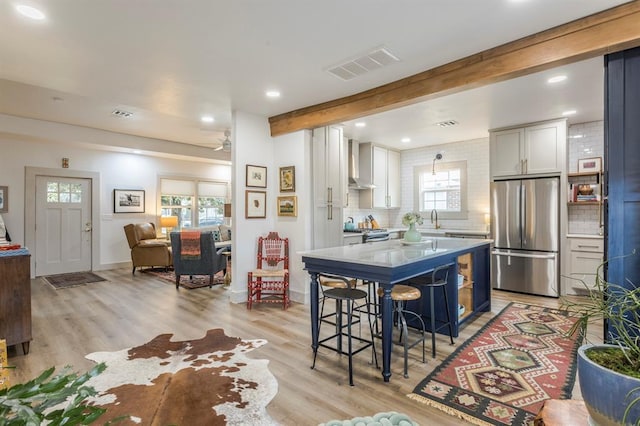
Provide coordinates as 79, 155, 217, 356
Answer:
8, 269, 602, 425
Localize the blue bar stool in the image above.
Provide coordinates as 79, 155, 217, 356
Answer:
312, 273, 378, 386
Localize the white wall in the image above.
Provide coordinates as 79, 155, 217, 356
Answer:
567, 121, 604, 235
230, 111, 314, 305
0, 115, 230, 273
395, 137, 491, 231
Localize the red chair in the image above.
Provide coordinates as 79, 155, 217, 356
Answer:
247, 232, 289, 309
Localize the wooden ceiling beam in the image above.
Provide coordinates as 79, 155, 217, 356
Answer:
269, 1, 640, 137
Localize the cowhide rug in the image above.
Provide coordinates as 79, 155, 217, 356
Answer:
83, 329, 278, 425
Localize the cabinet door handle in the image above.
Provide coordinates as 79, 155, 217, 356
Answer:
327, 203, 332, 220
524, 158, 528, 174
577, 245, 601, 249
346, 192, 349, 207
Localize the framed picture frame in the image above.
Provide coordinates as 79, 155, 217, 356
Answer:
245, 190, 266, 218
577, 157, 602, 173
114, 189, 145, 213
277, 195, 297, 217
279, 166, 295, 192
246, 164, 267, 188
0, 186, 8, 213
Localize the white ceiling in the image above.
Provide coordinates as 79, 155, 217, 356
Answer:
0, 1, 630, 159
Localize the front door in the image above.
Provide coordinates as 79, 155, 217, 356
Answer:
35, 176, 92, 276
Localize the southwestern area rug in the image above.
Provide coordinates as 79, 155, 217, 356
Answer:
83, 329, 278, 425
141, 267, 225, 289
408, 302, 583, 426
43, 271, 106, 289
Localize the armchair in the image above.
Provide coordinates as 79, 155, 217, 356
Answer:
170, 231, 227, 289
123, 223, 172, 274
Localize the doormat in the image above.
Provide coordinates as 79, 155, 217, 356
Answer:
43, 271, 106, 289
407, 302, 583, 426
141, 267, 225, 289
82, 329, 278, 425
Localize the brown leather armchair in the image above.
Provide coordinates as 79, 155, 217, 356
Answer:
123, 223, 172, 274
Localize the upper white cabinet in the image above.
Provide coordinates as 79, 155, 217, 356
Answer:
490, 119, 566, 178
359, 143, 401, 209
312, 126, 347, 248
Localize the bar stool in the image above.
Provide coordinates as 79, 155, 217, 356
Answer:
409, 263, 455, 358
312, 274, 378, 386
377, 284, 426, 378
318, 275, 358, 328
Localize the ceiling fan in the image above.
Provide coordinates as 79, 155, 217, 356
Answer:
214, 130, 232, 152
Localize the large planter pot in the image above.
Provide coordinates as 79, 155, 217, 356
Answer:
578, 344, 640, 426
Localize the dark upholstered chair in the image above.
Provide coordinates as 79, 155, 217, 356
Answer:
170, 231, 227, 289
124, 223, 172, 274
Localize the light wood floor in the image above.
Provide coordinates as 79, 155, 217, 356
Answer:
8, 269, 602, 425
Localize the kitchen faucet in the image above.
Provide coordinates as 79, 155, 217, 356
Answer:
430, 209, 440, 229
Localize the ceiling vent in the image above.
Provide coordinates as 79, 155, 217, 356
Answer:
434, 120, 459, 128
327, 47, 400, 81
111, 109, 133, 118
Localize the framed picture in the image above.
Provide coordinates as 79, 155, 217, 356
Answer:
279, 166, 295, 192
277, 196, 297, 217
114, 189, 145, 213
577, 157, 602, 173
0, 186, 7, 213
246, 164, 267, 188
245, 190, 266, 218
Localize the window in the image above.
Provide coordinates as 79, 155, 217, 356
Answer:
414, 160, 467, 219
159, 178, 229, 232
47, 181, 82, 203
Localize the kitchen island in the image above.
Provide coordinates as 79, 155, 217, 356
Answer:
301, 237, 492, 382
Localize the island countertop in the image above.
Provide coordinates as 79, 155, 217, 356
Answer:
301, 237, 492, 269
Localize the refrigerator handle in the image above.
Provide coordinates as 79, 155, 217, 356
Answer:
521, 182, 527, 247
492, 250, 556, 260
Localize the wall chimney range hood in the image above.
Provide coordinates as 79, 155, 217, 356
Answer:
348, 139, 375, 189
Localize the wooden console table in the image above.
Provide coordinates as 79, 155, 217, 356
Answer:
0, 248, 32, 355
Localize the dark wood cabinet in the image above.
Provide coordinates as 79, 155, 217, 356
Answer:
0, 250, 32, 355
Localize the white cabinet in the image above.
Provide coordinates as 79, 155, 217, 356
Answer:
490, 119, 566, 178
359, 143, 401, 209
312, 126, 347, 249
567, 237, 604, 292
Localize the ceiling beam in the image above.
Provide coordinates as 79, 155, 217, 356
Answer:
269, 1, 640, 137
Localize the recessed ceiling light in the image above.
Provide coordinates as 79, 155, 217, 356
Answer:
569, 134, 584, 139
354, 122, 366, 128
547, 75, 567, 84
16, 4, 45, 20
562, 110, 577, 116
132, 150, 142, 154
401, 137, 411, 143
266, 90, 281, 98
201, 115, 214, 123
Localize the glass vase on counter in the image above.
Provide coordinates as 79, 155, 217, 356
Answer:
404, 222, 422, 242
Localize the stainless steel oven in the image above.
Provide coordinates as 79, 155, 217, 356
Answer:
363, 229, 390, 243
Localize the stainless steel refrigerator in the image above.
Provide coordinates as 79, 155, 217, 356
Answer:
491, 177, 560, 297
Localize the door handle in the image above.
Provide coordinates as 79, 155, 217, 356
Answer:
84, 222, 92, 232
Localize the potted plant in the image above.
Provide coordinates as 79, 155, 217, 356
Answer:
0, 363, 106, 425
563, 252, 640, 426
